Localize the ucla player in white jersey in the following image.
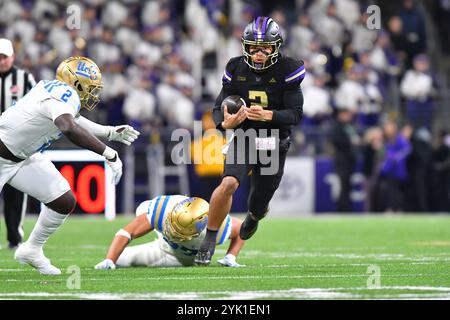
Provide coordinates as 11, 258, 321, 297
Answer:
94, 196, 245, 269
0, 56, 139, 275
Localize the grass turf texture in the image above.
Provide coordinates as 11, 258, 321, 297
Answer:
0, 215, 449, 299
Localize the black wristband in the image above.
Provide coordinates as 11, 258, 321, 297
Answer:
216, 122, 225, 131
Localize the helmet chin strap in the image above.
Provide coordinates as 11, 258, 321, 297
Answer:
254, 63, 266, 72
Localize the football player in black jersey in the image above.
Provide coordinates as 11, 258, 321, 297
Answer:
195, 17, 305, 266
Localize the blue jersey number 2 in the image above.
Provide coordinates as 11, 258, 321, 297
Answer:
61, 90, 72, 102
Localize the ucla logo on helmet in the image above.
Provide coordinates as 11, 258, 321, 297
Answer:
194, 217, 208, 233
76, 62, 98, 80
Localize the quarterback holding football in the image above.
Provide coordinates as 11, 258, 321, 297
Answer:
195, 16, 305, 265
94, 196, 245, 269
0, 56, 139, 275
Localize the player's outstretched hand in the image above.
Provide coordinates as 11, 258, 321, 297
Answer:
222, 105, 247, 129
108, 125, 140, 145
217, 254, 245, 267
106, 152, 123, 185
94, 259, 116, 270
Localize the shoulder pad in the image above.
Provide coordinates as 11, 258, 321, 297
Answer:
283, 57, 306, 85
43, 80, 81, 112
222, 56, 244, 84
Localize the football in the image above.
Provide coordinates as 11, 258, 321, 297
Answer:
221, 95, 246, 114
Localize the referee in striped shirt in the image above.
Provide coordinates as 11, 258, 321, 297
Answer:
0, 38, 36, 250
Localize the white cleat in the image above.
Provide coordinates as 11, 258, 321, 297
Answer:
14, 243, 61, 275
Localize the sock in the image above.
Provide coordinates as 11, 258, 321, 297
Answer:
199, 228, 218, 252
27, 206, 68, 249
205, 228, 218, 242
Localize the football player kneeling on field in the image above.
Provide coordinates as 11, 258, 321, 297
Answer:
94, 195, 245, 269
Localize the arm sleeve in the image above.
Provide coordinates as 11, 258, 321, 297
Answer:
271, 87, 304, 125
76, 116, 111, 138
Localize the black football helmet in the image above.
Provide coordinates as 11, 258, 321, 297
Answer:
242, 16, 283, 71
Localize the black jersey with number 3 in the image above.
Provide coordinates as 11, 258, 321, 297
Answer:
213, 55, 305, 139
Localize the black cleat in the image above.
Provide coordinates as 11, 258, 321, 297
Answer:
239, 214, 259, 240
194, 249, 212, 266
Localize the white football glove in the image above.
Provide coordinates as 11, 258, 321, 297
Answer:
106, 151, 123, 184
94, 259, 116, 270
108, 125, 140, 146
217, 254, 245, 267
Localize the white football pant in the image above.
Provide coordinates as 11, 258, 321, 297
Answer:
0, 153, 70, 204
116, 240, 185, 268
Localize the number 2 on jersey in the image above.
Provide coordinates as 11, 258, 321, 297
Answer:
249, 90, 268, 108
61, 90, 72, 102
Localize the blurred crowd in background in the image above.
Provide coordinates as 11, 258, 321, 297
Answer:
1, 0, 450, 212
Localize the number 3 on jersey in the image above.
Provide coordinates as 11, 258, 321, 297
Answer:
249, 90, 268, 108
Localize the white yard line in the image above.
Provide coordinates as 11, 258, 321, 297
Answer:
3, 272, 446, 282
241, 250, 450, 261
1, 286, 450, 300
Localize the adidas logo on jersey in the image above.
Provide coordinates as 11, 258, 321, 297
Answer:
269, 77, 277, 83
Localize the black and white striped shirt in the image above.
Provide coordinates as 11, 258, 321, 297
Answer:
0, 66, 36, 113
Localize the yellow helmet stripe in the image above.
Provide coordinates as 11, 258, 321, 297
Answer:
153, 196, 167, 231
150, 196, 162, 228
157, 196, 171, 230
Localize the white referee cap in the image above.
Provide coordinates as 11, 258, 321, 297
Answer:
0, 38, 14, 57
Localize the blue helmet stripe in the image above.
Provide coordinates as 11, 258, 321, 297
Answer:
262, 16, 268, 36
158, 196, 171, 230
151, 196, 161, 227
254, 16, 261, 40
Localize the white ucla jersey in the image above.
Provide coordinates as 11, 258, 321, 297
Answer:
144, 195, 233, 259
0, 80, 80, 159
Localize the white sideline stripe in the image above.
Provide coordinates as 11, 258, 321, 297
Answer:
1, 286, 450, 300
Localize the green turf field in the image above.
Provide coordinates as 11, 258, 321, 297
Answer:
0, 215, 449, 299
